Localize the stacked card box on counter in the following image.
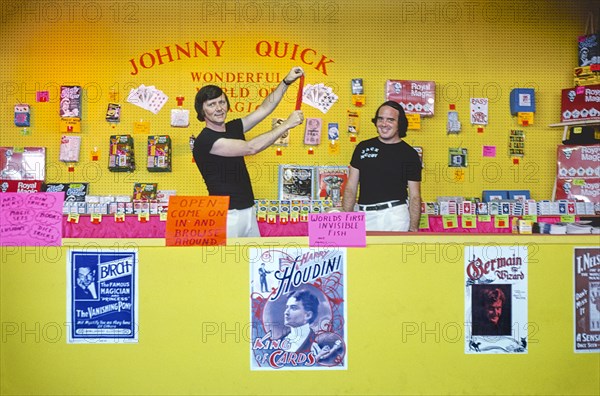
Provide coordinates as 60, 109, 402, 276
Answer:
61, 189, 175, 215
43, 182, 88, 202
537, 200, 596, 215
259, 197, 593, 221
438, 200, 457, 215
436, 196, 482, 215
90, 195, 132, 215
132, 182, 157, 213
255, 199, 334, 223
62, 195, 130, 215
421, 202, 439, 215
156, 190, 176, 214
420, 197, 596, 216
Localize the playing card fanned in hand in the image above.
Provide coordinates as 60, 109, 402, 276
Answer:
302, 83, 338, 114
127, 84, 169, 114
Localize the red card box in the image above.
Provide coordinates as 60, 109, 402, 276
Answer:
554, 177, 599, 204
385, 80, 435, 117
0, 180, 43, 193
560, 85, 600, 122
557, 145, 600, 178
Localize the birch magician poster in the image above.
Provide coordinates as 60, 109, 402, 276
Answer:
67, 248, 138, 344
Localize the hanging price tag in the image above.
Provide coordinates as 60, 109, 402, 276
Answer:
560, 215, 575, 223
518, 112, 534, 126
133, 120, 150, 134
60, 118, 81, 133
418, 214, 429, 229
442, 215, 458, 229
461, 214, 477, 229
108, 89, 119, 102
328, 140, 339, 155
494, 215, 509, 228
91, 147, 100, 161
407, 113, 421, 130
67, 213, 80, 224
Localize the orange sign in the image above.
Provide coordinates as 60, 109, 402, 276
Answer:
165, 196, 229, 246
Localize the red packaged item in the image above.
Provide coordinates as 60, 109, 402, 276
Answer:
560, 85, 600, 122
385, 80, 435, 117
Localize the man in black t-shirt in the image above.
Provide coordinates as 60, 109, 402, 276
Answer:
342, 101, 422, 232
193, 67, 304, 237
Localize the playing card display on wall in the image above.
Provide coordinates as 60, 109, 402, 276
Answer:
126, 84, 169, 114
302, 83, 338, 114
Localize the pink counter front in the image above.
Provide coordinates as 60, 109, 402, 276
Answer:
61, 215, 567, 238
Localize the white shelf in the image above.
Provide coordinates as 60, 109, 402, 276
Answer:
548, 120, 600, 141
548, 119, 600, 127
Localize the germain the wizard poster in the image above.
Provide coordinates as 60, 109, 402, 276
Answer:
465, 245, 528, 354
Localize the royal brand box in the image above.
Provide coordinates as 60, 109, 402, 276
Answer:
0, 180, 43, 193
385, 80, 436, 116
560, 84, 600, 122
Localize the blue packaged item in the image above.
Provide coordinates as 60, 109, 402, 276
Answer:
510, 89, 535, 115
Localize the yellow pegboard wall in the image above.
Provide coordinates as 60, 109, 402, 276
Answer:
0, 0, 596, 202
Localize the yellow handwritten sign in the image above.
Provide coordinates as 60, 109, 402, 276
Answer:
60, 118, 81, 133
407, 113, 421, 130
517, 112, 534, 126
133, 120, 150, 134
